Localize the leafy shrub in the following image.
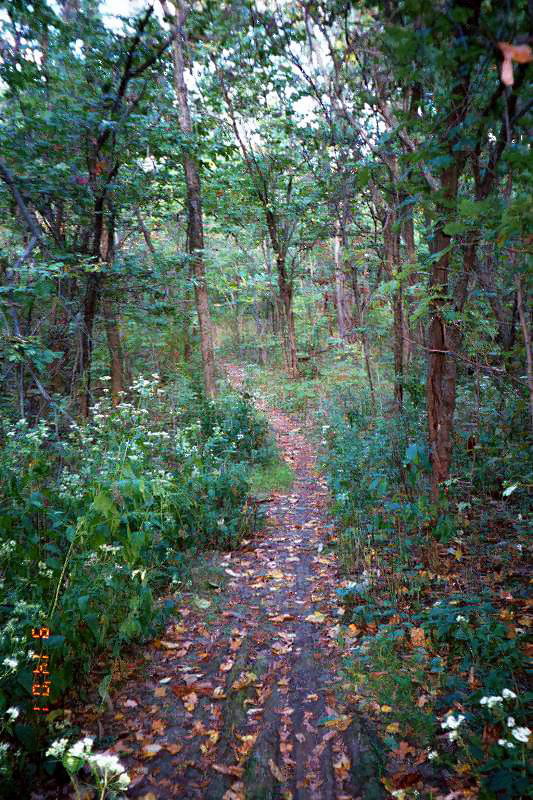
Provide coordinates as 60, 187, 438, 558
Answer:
0, 374, 267, 785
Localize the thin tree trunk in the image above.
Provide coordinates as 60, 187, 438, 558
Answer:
333, 228, 356, 344
516, 275, 533, 431
384, 210, 404, 411
165, 0, 216, 398
79, 272, 100, 417
136, 208, 155, 254
277, 256, 299, 379
103, 296, 124, 405
352, 266, 376, 412
426, 167, 459, 497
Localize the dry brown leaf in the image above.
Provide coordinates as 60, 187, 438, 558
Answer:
154, 686, 167, 698
333, 753, 351, 780
183, 691, 198, 712
232, 671, 257, 690
220, 658, 234, 672
151, 719, 166, 735
212, 764, 244, 778
497, 42, 533, 86
409, 627, 426, 648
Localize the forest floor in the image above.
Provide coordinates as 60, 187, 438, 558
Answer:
43, 364, 383, 800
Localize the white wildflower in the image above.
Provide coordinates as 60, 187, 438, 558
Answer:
480, 695, 503, 709
2, 657, 18, 669
441, 714, 465, 730
456, 615, 467, 623
88, 752, 125, 775
447, 730, 459, 742
46, 738, 69, 758
117, 772, 131, 788
498, 739, 515, 749
427, 750, 438, 760
502, 688, 517, 700
5, 707, 19, 721
511, 727, 531, 744
67, 737, 93, 758
507, 716, 516, 728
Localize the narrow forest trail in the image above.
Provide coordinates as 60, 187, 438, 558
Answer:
89, 365, 382, 800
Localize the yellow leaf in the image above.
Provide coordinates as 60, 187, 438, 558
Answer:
323, 715, 352, 731
381, 705, 393, 713
305, 611, 326, 624
386, 722, 400, 733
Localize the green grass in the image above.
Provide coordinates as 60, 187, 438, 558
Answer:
248, 459, 294, 496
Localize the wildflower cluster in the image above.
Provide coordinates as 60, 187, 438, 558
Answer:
0, 374, 272, 779
46, 736, 130, 796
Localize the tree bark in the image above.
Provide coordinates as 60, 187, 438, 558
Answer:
333, 222, 355, 343
103, 295, 124, 405
383, 209, 404, 411
165, 0, 216, 398
516, 275, 533, 432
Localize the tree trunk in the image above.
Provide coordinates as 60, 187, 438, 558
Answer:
277, 256, 299, 378
166, 0, 216, 398
516, 275, 533, 432
103, 296, 124, 405
383, 210, 404, 411
426, 167, 460, 498
333, 223, 355, 343
352, 266, 376, 412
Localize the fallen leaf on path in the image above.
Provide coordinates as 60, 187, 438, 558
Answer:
333, 753, 351, 780
213, 764, 244, 778
386, 722, 400, 733
151, 719, 166, 735
268, 758, 287, 782
183, 691, 198, 712
305, 611, 326, 624
141, 743, 162, 759
220, 658, 234, 672
321, 715, 352, 731
409, 628, 426, 648
232, 671, 257, 690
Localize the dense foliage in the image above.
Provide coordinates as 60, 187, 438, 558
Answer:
0, 0, 531, 796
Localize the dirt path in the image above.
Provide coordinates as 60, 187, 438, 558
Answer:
81, 365, 382, 800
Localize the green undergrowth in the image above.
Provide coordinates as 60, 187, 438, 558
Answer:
323, 383, 532, 799
248, 460, 294, 497
0, 370, 274, 789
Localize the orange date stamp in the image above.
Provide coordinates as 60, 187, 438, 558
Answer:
31, 627, 50, 712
